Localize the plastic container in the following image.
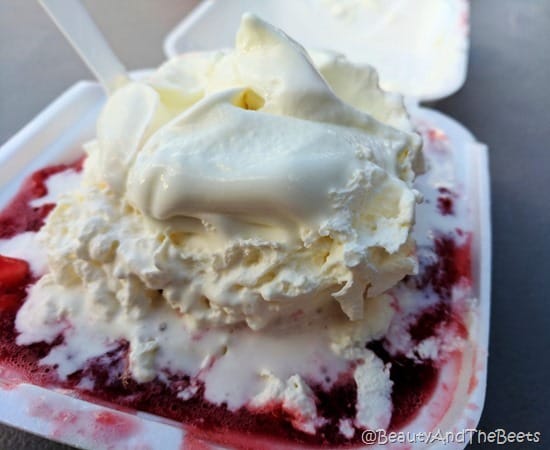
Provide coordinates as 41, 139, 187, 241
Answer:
0, 1, 490, 449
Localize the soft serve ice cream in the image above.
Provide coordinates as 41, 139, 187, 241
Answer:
11, 13, 435, 439
70, 13, 421, 330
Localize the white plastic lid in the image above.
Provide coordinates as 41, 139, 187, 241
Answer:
163, 0, 470, 102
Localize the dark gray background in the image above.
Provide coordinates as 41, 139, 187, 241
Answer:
0, 0, 549, 449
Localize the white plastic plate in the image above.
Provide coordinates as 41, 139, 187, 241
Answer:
0, 76, 490, 449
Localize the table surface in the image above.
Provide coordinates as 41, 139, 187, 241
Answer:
1, 1, 549, 449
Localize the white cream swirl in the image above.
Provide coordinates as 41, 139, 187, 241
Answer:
46, 13, 422, 329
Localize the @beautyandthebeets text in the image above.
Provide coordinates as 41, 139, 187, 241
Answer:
361, 428, 542, 446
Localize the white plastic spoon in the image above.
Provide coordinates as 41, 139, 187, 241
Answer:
38, 0, 129, 94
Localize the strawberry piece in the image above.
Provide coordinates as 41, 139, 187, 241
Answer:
0, 255, 30, 289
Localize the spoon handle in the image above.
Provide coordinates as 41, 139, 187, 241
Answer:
39, 0, 129, 94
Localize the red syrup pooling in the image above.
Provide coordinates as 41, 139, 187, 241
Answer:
366, 340, 439, 432
0, 158, 84, 240
413, 231, 472, 301
437, 187, 455, 216
67, 346, 361, 447
0, 161, 473, 448
371, 230, 473, 431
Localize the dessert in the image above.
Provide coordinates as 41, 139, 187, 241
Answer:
0, 14, 475, 448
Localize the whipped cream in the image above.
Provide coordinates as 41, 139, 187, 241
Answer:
76, 13, 423, 329
15, 13, 429, 435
